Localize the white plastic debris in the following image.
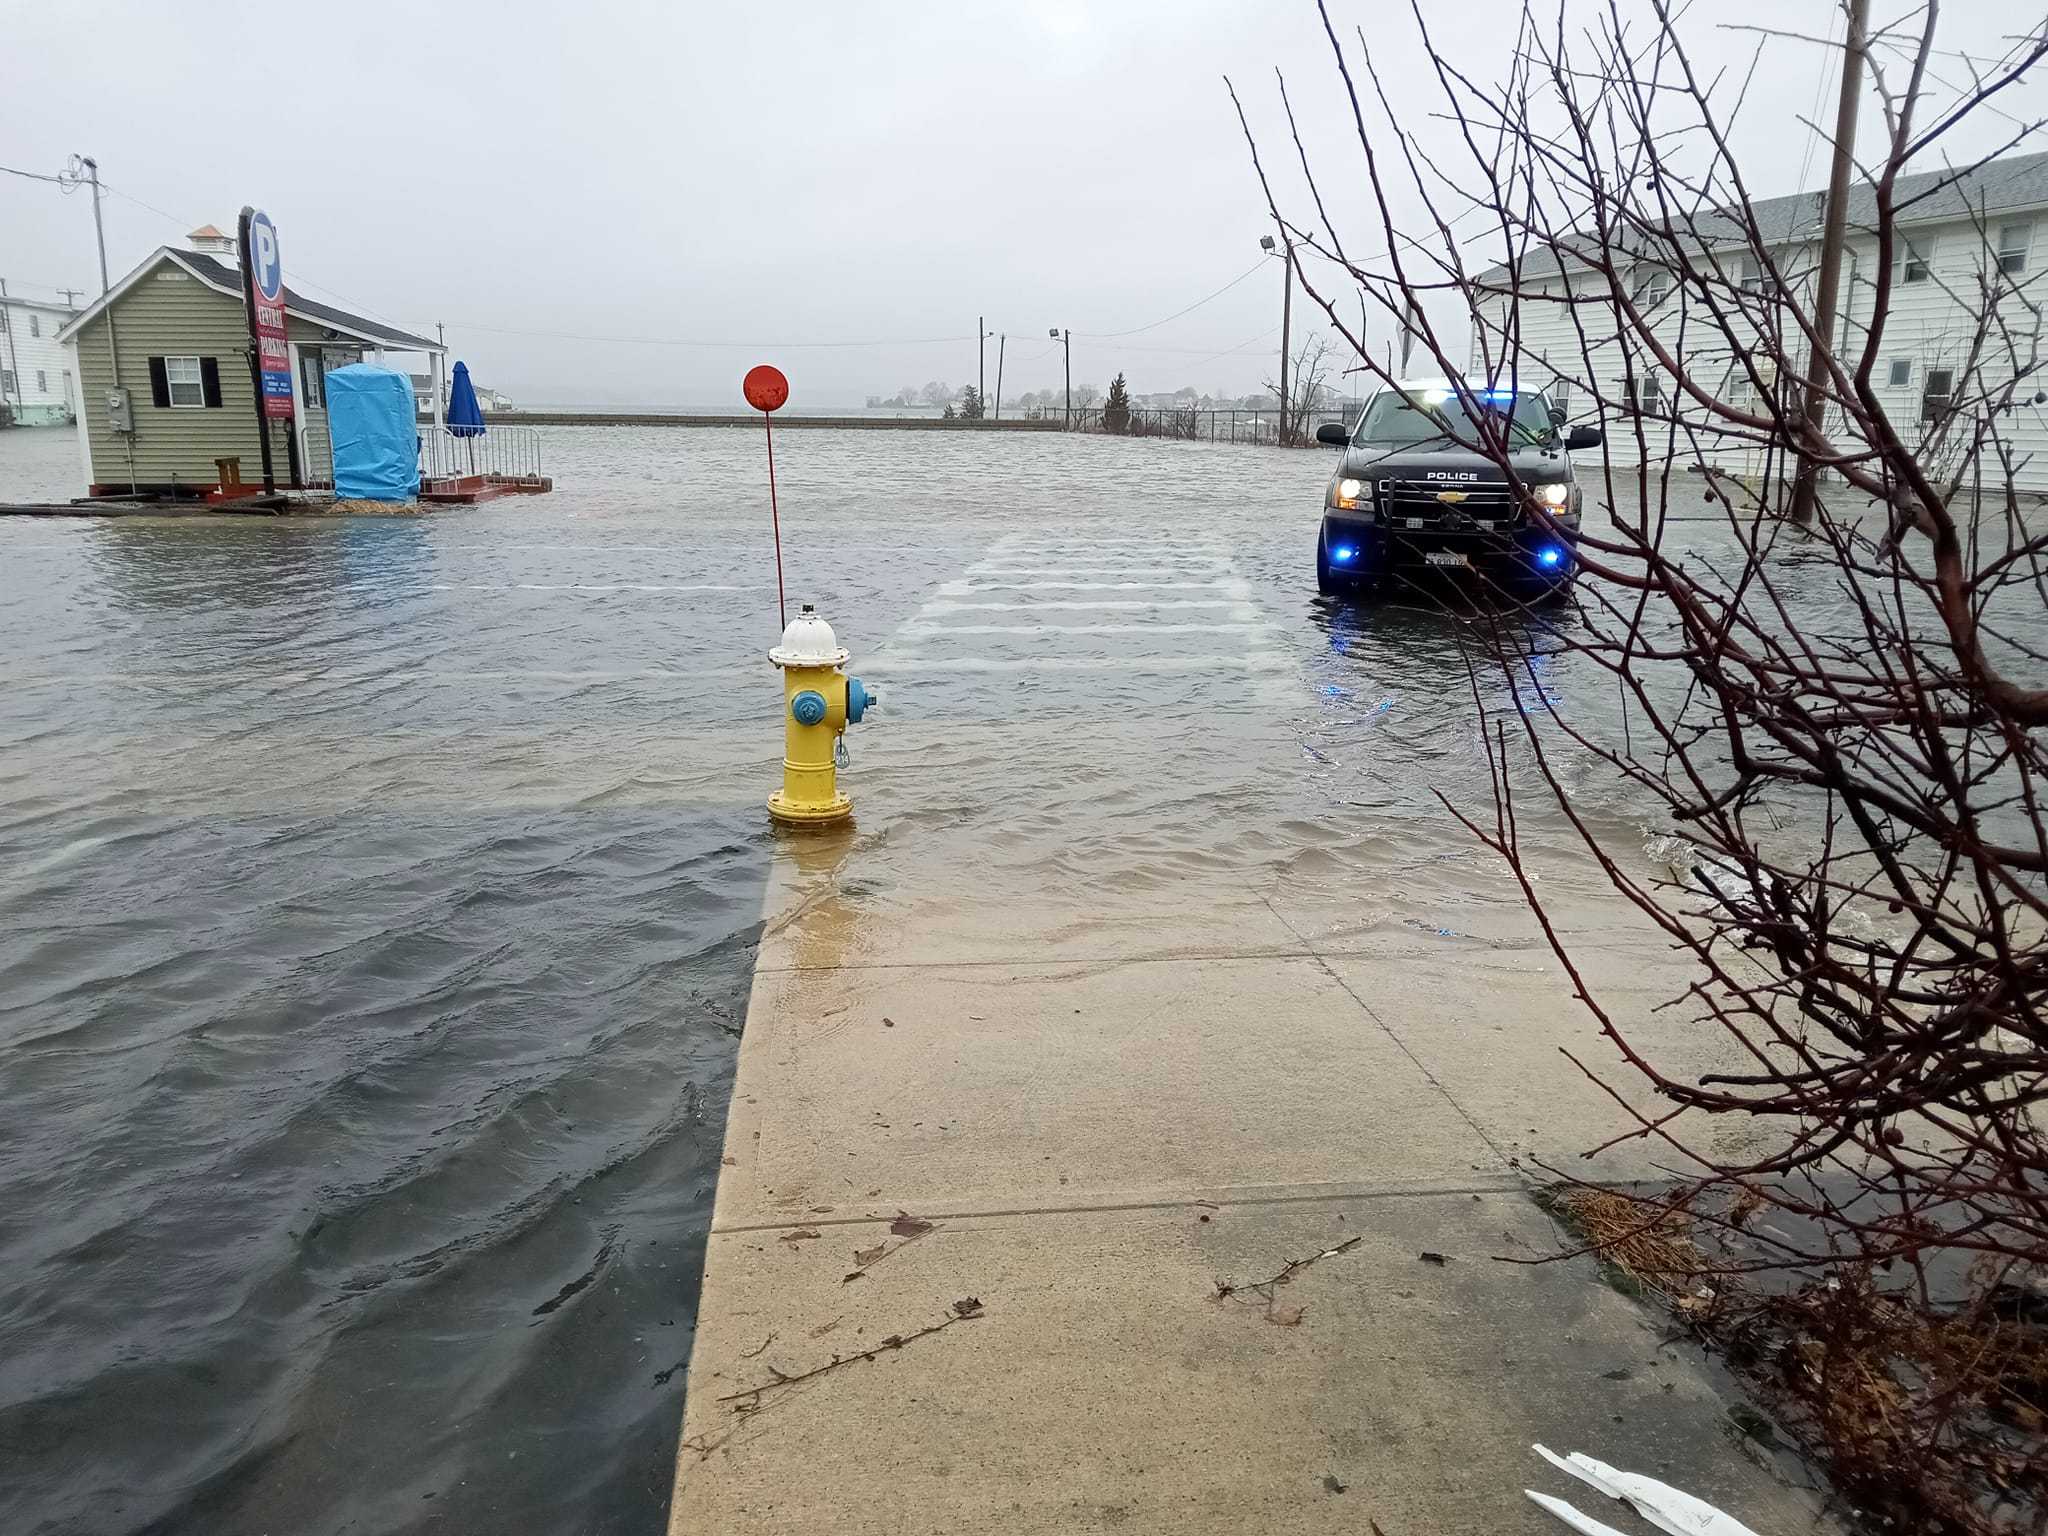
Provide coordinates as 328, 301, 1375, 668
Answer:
1527, 1444, 1763, 1536
1526, 1489, 1634, 1536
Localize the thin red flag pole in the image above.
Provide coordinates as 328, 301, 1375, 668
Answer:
763, 410, 787, 631
744, 365, 792, 632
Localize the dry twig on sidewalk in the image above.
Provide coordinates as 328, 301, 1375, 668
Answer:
717, 1297, 986, 1416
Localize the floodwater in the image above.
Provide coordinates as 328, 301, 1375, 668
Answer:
0, 420, 1984, 1534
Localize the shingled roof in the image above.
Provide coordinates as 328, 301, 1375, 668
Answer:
55, 247, 441, 353
1474, 147, 2048, 285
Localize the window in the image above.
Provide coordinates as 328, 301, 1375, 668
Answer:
1725, 254, 1767, 294
1353, 386, 1558, 448
1900, 236, 1935, 284
1622, 372, 1665, 414
36, 369, 46, 394
302, 351, 326, 409
1549, 379, 1571, 415
1922, 366, 1955, 425
1, 369, 13, 395
1631, 264, 1672, 305
164, 355, 205, 407
29, 314, 40, 338
1999, 221, 2032, 276
1888, 358, 1912, 388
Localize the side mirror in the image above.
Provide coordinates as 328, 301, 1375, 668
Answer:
1565, 424, 1604, 450
1315, 421, 1350, 447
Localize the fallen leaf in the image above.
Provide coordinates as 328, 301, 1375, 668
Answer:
808, 1316, 842, 1338
842, 1271, 865, 1284
1322, 1473, 1347, 1494
1418, 1251, 1451, 1265
952, 1296, 984, 1318
1267, 1305, 1306, 1327
720, 1156, 737, 1167
853, 1244, 886, 1267
779, 1229, 822, 1243
890, 1212, 935, 1239
882, 1017, 896, 1028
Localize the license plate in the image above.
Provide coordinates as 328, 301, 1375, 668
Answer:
1425, 550, 1469, 567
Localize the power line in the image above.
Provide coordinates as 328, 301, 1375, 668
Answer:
1796, 6, 1844, 194
0, 163, 71, 186
91, 180, 436, 338
1076, 259, 1268, 338
448, 319, 981, 350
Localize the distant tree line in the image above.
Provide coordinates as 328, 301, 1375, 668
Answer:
863, 372, 1349, 420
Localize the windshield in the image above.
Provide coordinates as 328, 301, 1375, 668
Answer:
1352, 387, 1555, 448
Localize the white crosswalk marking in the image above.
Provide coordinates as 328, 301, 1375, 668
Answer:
866, 526, 1296, 708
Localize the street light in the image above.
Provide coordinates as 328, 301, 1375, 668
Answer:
1261, 231, 1293, 444
1048, 327, 1071, 427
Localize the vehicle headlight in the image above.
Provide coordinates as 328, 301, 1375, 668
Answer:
1331, 476, 1366, 510
1533, 482, 1571, 508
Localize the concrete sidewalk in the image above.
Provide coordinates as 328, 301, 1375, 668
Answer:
667, 855, 1835, 1534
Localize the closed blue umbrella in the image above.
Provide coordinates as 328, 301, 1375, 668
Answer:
447, 360, 486, 437
444, 360, 485, 479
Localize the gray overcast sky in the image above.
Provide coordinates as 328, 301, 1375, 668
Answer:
3, 2, 2037, 408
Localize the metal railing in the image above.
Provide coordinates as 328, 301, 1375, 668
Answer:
418, 423, 545, 486
1042, 405, 1339, 445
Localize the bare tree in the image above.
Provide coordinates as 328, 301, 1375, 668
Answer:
1267, 333, 1338, 442
1235, 1, 2048, 1524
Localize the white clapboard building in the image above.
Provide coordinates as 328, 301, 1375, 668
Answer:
1, 291, 81, 427
1468, 149, 2048, 492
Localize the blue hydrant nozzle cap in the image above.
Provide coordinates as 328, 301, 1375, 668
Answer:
846, 676, 874, 724
791, 689, 828, 726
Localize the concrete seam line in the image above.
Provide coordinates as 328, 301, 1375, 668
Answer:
753, 947, 1329, 975
710, 1181, 1531, 1235
1258, 892, 1522, 1171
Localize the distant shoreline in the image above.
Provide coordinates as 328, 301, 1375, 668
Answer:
433, 412, 1070, 431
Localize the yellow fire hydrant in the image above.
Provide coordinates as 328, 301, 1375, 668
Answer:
767, 604, 876, 826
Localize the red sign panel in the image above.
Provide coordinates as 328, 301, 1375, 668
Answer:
744, 364, 789, 413
242, 208, 295, 421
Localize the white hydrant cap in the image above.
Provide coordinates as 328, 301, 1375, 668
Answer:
769, 603, 850, 668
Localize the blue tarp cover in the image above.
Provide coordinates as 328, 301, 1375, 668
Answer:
327, 364, 420, 501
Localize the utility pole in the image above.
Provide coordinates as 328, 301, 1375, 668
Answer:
1049, 328, 1070, 426
1789, 0, 1869, 526
59, 287, 82, 308
994, 333, 1006, 422
978, 315, 988, 416
0, 280, 22, 418
1262, 231, 1293, 443
82, 157, 117, 377
78, 154, 132, 492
